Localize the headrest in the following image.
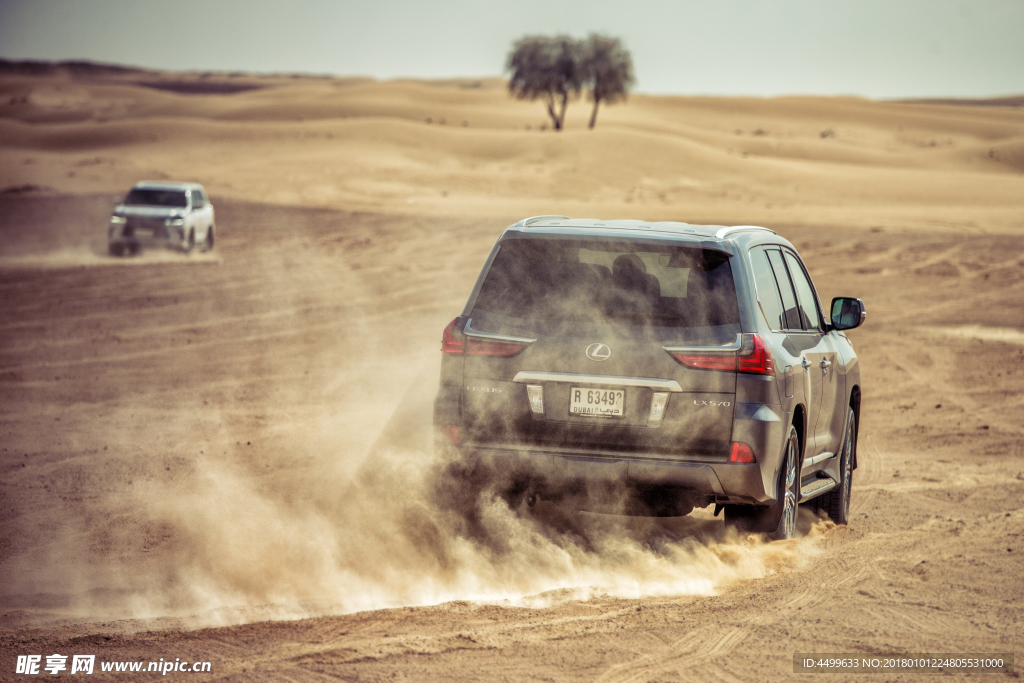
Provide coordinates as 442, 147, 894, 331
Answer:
612, 254, 646, 277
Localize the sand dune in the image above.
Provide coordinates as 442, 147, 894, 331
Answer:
2, 65, 1023, 231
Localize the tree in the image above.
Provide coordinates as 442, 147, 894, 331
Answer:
581, 34, 635, 129
506, 35, 585, 131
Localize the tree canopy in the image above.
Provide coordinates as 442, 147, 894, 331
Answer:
506, 35, 584, 131
506, 34, 633, 131
580, 35, 635, 129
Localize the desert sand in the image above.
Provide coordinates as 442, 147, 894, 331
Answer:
1, 62, 1023, 681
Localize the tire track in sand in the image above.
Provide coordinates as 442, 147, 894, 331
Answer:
595, 553, 873, 683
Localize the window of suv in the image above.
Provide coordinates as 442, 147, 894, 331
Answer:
783, 250, 822, 331
124, 189, 188, 207
750, 248, 786, 330
190, 190, 205, 208
472, 238, 740, 329
765, 249, 803, 330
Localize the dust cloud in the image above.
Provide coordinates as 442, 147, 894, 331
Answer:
11, 385, 827, 629
0, 247, 222, 270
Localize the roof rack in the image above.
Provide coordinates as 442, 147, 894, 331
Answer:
714, 225, 776, 239
514, 215, 570, 227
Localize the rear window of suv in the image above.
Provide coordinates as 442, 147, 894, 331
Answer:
472, 238, 740, 328
124, 189, 188, 207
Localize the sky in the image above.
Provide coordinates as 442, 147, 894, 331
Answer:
1, 0, 1022, 99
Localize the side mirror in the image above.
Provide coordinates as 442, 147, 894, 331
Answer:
830, 297, 866, 331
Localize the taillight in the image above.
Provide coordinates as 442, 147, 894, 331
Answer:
737, 334, 774, 375
668, 333, 774, 375
465, 339, 527, 357
441, 318, 527, 357
669, 352, 736, 371
442, 424, 460, 446
729, 442, 756, 463
441, 318, 465, 354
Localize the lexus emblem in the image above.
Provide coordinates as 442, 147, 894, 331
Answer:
585, 343, 611, 362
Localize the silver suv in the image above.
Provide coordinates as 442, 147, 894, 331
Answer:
108, 181, 215, 256
434, 217, 865, 540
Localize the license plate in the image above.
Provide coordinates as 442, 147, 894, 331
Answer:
569, 387, 626, 418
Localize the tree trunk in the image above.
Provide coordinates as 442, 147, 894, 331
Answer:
545, 94, 559, 130
588, 97, 601, 129
555, 92, 568, 131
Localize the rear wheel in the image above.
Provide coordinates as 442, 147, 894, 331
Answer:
725, 425, 800, 540
108, 243, 124, 257
820, 406, 855, 524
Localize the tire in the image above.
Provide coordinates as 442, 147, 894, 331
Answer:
203, 226, 214, 252
725, 425, 800, 540
184, 229, 195, 253
108, 243, 124, 257
497, 477, 532, 510
820, 406, 855, 525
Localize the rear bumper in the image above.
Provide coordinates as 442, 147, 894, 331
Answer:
467, 446, 771, 504
448, 400, 788, 506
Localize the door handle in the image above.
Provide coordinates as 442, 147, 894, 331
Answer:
801, 359, 812, 369
820, 359, 832, 375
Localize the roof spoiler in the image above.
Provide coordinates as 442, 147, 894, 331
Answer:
715, 225, 776, 239
514, 215, 571, 227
